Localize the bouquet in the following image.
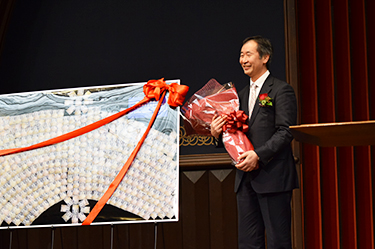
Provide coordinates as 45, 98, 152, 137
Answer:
181, 79, 253, 163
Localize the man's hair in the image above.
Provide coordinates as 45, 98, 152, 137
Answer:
242, 36, 273, 69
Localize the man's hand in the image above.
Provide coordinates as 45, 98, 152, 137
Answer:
211, 114, 227, 139
235, 150, 259, 172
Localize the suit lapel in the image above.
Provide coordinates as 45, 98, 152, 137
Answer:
248, 75, 274, 127
240, 85, 250, 115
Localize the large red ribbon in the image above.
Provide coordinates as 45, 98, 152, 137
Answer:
0, 78, 189, 225
222, 110, 249, 133
83, 79, 188, 225
82, 91, 166, 225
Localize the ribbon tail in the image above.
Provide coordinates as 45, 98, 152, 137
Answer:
82, 92, 166, 225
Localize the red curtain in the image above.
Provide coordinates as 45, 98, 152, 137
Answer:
296, 0, 374, 248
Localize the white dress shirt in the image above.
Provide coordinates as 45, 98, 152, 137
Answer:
249, 70, 270, 100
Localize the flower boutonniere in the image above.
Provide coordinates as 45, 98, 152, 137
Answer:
259, 93, 273, 107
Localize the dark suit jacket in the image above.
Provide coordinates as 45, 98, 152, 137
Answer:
235, 74, 299, 194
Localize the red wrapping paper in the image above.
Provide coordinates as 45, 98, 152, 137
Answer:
182, 79, 253, 163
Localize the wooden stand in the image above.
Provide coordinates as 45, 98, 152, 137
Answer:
290, 120, 375, 147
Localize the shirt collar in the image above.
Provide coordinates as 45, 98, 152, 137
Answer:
250, 70, 270, 88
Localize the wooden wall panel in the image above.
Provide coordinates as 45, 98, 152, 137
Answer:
57, 227, 82, 249
156, 217, 182, 249
180, 171, 210, 249
208, 170, 237, 249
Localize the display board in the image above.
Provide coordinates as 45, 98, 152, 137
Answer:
0, 80, 180, 228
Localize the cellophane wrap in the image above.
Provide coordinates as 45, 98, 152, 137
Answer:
181, 79, 253, 163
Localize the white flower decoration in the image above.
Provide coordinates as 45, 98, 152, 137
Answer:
60, 196, 90, 223
64, 90, 93, 115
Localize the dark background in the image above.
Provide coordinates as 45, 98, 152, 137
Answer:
0, 0, 286, 154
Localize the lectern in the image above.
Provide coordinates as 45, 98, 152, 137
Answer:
290, 120, 375, 147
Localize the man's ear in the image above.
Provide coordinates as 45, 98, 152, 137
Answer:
262, 54, 270, 64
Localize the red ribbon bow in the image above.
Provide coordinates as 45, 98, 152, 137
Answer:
222, 110, 249, 133
143, 78, 189, 107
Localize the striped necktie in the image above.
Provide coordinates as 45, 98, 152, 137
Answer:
248, 83, 257, 118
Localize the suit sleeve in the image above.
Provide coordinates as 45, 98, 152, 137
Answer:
254, 83, 297, 166
214, 134, 224, 147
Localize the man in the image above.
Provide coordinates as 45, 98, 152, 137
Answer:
211, 36, 298, 249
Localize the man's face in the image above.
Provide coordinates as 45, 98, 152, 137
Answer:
239, 40, 269, 81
